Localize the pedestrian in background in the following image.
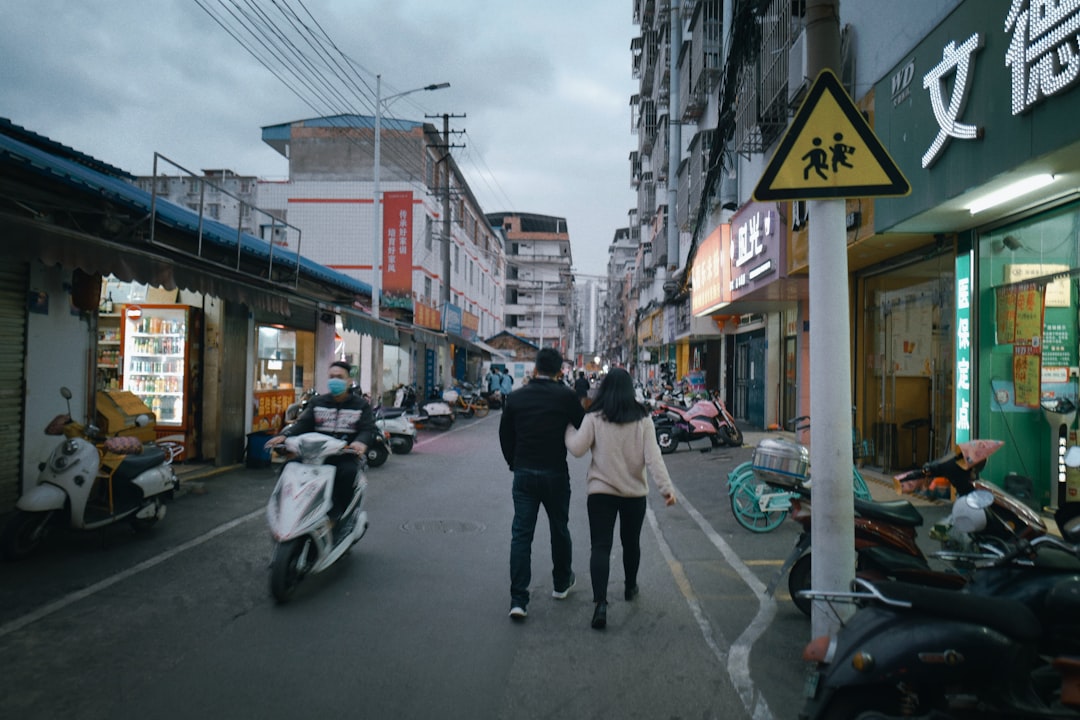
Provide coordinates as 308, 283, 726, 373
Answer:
564, 367, 676, 630
574, 370, 591, 409
499, 367, 514, 397
499, 348, 585, 621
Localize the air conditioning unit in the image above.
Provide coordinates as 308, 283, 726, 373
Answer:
788, 31, 808, 106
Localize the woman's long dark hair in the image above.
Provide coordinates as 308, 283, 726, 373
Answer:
589, 367, 647, 424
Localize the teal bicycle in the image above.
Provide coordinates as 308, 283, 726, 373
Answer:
727, 417, 873, 533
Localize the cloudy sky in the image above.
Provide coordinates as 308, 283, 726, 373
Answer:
1, 0, 639, 276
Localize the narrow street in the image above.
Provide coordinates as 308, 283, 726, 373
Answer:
0, 412, 947, 719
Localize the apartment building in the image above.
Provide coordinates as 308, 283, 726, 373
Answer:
487, 212, 573, 357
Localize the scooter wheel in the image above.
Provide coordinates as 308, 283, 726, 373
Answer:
720, 424, 743, 447
129, 499, 164, 532
366, 444, 389, 468
390, 436, 414, 454
788, 553, 812, 617
1, 509, 52, 561
656, 428, 677, 454
270, 538, 310, 603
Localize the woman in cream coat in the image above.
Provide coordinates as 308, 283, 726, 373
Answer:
565, 368, 676, 630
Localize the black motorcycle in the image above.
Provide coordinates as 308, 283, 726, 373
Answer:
800, 510, 1080, 719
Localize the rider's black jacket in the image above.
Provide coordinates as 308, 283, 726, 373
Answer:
281, 392, 377, 447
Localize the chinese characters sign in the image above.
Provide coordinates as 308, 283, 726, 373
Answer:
955, 254, 972, 443
382, 191, 413, 306
690, 225, 729, 316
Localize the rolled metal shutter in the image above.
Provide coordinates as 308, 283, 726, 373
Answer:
0, 264, 27, 514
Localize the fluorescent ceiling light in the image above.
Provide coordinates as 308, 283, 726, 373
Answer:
967, 173, 1054, 214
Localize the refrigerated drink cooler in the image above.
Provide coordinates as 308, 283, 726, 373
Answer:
120, 304, 202, 460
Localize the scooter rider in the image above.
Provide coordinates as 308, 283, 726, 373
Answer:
265, 361, 377, 525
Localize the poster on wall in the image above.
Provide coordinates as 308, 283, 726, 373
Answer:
881, 285, 933, 377
1013, 343, 1042, 408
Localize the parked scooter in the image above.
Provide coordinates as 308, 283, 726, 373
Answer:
1, 387, 180, 560
776, 439, 1047, 617
266, 433, 369, 603
799, 528, 1080, 719
652, 398, 728, 453
374, 405, 417, 454
394, 384, 454, 430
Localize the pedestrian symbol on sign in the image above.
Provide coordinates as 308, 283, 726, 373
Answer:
754, 69, 909, 201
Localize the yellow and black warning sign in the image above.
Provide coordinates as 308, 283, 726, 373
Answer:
753, 69, 909, 201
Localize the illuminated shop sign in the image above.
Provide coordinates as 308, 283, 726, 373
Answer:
729, 205, 781, 296
875, 0, 1080, 230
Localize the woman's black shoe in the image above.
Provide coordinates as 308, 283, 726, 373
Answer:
591, 602, 607, 630
624, 584, 639, 601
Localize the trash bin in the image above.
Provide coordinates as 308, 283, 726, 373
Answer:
246, 431, 273, 469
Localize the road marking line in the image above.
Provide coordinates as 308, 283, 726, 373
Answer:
0, 508, 263, 640
649, 490, 777, 720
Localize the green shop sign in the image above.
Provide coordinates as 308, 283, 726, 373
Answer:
874, 0, 1080, 231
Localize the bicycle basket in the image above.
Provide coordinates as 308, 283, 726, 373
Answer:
751, 438, 809, 488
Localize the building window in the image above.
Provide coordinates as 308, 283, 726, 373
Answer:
425, 216, 433, 251
424, 277, 432, 300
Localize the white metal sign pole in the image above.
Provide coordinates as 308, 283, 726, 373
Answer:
806, 0, 855, 639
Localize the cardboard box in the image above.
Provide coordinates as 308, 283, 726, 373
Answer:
96, 390, 157, 442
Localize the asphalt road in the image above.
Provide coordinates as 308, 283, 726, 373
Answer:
0, 412, 951, 719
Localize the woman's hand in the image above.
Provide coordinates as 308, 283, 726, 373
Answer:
662, 491, 677, 507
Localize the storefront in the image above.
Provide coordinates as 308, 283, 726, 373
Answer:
873, 0, 1080, 505
0, 120, 382, 512
691, 202, 806, 429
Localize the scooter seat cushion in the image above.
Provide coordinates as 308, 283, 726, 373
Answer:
874, 580, 1041, 642
111, 444, 167, 482
376, 407, 407, 420
854, 497, 924, 527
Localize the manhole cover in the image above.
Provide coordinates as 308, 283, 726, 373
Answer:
401, 519, 486, 534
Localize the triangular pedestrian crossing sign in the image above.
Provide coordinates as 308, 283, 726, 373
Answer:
753, 69, 909, 201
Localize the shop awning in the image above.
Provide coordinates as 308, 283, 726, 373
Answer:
339, 308, 399, 343
447, 333, 499, 357
397, 323, 446, 346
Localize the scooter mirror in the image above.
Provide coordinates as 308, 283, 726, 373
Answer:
60, 386, 72, 400
964, 489, 995, 510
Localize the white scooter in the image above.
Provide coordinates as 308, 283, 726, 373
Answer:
266, 432, 369, 603
1, 387, 180, 560
374, 406, 417, 454
394, 385, 454, 431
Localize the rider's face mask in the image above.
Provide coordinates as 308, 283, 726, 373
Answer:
328, 378, 349, 396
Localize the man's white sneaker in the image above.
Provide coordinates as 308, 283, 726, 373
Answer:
552, 574, 576, 599
509, 606, 527, 621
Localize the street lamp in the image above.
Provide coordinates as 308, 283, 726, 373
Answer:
372, 76, 450, 318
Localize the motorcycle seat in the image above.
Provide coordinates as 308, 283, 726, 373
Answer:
112, 444, 167, 482
854, 497, 924, 527
873, 580, 1042, 642
376, 407, 407, 420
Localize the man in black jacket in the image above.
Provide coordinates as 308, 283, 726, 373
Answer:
266, 361, 377, 524
499, 347, 585, 621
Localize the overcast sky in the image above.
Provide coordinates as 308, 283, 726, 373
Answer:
1, 0, 638, 276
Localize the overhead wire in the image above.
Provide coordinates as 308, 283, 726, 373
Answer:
193, 0, 433, 183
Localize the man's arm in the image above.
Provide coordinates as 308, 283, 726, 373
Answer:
498, 397, 515, 469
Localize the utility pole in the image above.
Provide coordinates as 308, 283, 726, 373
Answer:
805, 0, 854, 638
426, 112, 464, 390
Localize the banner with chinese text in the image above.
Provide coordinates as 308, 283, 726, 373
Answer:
382, 191, 413, 307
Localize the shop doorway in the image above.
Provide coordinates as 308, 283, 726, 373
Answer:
734, 330, 766, 427
861, 255, 954, 472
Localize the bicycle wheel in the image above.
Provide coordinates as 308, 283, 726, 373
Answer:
852, 467, 872, 501
472, 399, 490, 418
729, 479, 787, 533
728, 461, 754, 485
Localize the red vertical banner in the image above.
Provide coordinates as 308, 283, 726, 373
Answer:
382, 191, 413, 306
